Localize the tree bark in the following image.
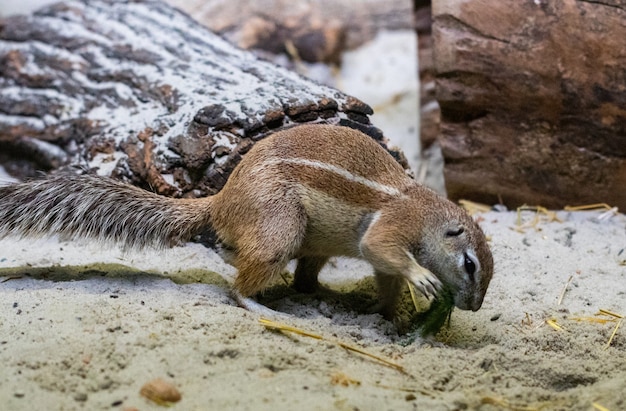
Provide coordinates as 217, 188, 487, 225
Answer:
415, 1, 440, 151
433, 0, 626, 209
0, 0, 403, 196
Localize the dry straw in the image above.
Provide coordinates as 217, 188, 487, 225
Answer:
592, 402, 611, 411
545, 318, 566, 332
556, 275, 574, 306
259, 317, 406, 373
513, 205, 562, 233
565, 203, 619, 222
480, 395, 544, 411
458, 199, 491, 215
598, 309, 623, 349
569, 309, 623, 349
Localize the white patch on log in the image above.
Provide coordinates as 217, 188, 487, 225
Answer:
92, 152, 125, 177
0, 113, 45, 129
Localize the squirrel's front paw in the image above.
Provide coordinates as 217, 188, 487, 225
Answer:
407, 266, 442, 300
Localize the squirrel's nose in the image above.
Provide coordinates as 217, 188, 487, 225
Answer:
454, 293, 484, 311
471, 294, 485, 312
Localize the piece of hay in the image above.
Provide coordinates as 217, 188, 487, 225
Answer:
564, 203, 619, 222
564, 203, 613, 211
569, 309, 622, 348
557, 275, 573, 306
545, 318, 566, 332
597, 309, 623, 319
597, 309, 623, 349
569, 316, 614, 325
259, 318, 406, 373
592, 402, 611, 411
459, 199, 492, 215
513, 205, 563, 233
605, 318, 623, 349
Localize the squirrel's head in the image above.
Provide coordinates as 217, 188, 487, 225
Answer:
415, 207, 494, 312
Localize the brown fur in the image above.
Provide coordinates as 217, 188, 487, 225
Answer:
0, 124, 494, 320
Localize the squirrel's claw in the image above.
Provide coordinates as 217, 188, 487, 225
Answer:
232, 290, 291, 319
407, 266, 442, 300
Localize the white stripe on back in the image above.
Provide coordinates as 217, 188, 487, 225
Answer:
263, 158, 404, 197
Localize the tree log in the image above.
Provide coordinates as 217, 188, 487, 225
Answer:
0, 0, 403, 196
415, 1, 440, 151
433, 0, 626, 209
167, 0, 414, 64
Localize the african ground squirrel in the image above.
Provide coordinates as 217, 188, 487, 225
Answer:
0, 124, 493, 320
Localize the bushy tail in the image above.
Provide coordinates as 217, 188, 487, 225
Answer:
0, 173, 212, 249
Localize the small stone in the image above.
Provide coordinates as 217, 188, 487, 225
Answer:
74, 392, 88, 402
99, 378, 113, 390
14, 391, 25, 398
139, 378, 181, 404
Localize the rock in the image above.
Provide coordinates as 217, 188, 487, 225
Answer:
0, 0, 403, 196
433, 0, 626, 210
139, 378, 181, 404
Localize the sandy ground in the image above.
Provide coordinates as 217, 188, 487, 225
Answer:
1, 207, 625, 411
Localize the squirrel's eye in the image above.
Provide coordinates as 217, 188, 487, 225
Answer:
464, 253, 476, 280
445, 227, 464, 237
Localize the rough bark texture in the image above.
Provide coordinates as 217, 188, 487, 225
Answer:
0, 0, 404, 196
415, 1, 440, 151
433, 0, 626, 209
167, 0, 415, 64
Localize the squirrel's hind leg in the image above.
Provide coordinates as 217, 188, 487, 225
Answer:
230, 204, 307, 305
293, 256, 329, 293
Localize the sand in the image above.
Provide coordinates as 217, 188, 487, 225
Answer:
1, 207, 625, 411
